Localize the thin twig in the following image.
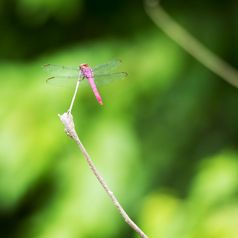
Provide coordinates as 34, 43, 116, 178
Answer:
69, 71, 81, 113
58, 112, 148, 238
69, 80, 80, 113
144, 0, 238, 87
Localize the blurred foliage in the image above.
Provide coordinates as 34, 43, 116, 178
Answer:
0, 0, 238, 238
141, 152, 238, 238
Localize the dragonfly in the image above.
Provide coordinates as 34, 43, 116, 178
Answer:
43, 60, 127, 105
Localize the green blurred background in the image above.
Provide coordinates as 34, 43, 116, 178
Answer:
0, 0, 238, 237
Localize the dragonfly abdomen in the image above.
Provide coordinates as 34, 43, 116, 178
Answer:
87, 76, 103, 105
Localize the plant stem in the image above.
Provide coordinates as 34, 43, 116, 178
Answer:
144, 0, 238, 88
68, 79, 80, 113
58, 112, 148, 238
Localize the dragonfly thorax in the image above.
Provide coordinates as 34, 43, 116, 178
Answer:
80, 63, 93, 78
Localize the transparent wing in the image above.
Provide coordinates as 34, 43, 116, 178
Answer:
45, 75, 81, 87
43, 64, 80, 87
92, 60, 122, 75
94, 72, 128, 86
42, 64, 79, 77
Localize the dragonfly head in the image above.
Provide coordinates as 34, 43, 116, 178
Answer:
80, 63, 89, 70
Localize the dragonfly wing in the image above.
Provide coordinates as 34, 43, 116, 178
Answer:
46, 75, 81, 87
92, 60, 122, 75
94, 72, 128, 86
43, 64, 81, 87
43, 64, 79, 77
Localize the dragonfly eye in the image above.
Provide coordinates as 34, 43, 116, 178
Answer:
80, 63, 89, 68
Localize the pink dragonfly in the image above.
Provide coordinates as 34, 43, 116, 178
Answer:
43, 60, 127, 105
